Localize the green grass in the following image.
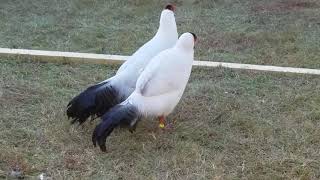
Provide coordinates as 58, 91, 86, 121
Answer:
1, 58, 320, 179
0, 0, 320, 68
1, 0, 320, 179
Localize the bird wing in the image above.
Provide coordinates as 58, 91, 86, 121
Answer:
136, 50, 189, 97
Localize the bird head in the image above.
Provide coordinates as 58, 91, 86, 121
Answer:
165, 4, 176, 12
159, 4, 176, 28
175, 32, 197, 50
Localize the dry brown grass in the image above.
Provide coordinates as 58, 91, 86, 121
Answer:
1, 58, 320, 179
252, 0, 319, 13
1, 0, 320, 178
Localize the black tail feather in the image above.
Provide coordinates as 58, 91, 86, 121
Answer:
92, 104, 139, 152
66, 81, 120, 124
94, 84, 119, 117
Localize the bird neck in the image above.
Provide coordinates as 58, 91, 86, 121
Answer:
157, 24, 177, 38
175, 42, 194, 53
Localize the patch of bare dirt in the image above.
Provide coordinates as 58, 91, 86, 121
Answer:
252, 0, 319, 13
0, 153, 32, 178
63, 149, 88, 171
199, 32, 257, 53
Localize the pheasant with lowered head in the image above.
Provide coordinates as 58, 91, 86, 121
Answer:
66, 4, 178, 124
92, 32, 198, 152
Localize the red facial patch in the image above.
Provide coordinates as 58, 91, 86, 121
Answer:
190, 32, 197, 43
165, 4, 176, 12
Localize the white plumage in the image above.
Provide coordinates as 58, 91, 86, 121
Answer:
67, 5, 178, 124
109, 8, 178, 97
128, 33, 195, 117
93, 32, 197, 151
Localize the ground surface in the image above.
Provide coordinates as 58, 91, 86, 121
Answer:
0, 0, 320, 68
0, 59, 320, 179
1, 0, 320, 179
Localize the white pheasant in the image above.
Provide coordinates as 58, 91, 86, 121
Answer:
66, 4, 178, 124
92, 32, 197, 152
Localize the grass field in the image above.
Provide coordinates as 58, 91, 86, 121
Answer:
1, 58, 320, 179
1, 0, 320, 179
0, 0, 320, 68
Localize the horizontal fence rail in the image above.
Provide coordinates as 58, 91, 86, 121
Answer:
1, 48, 320, 75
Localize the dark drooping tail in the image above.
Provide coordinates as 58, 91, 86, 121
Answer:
66, 81, 120, 124
92, 103, 139, 152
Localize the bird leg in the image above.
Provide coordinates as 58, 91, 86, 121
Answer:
128, 117, 140, 133
158, 116, 165, 129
